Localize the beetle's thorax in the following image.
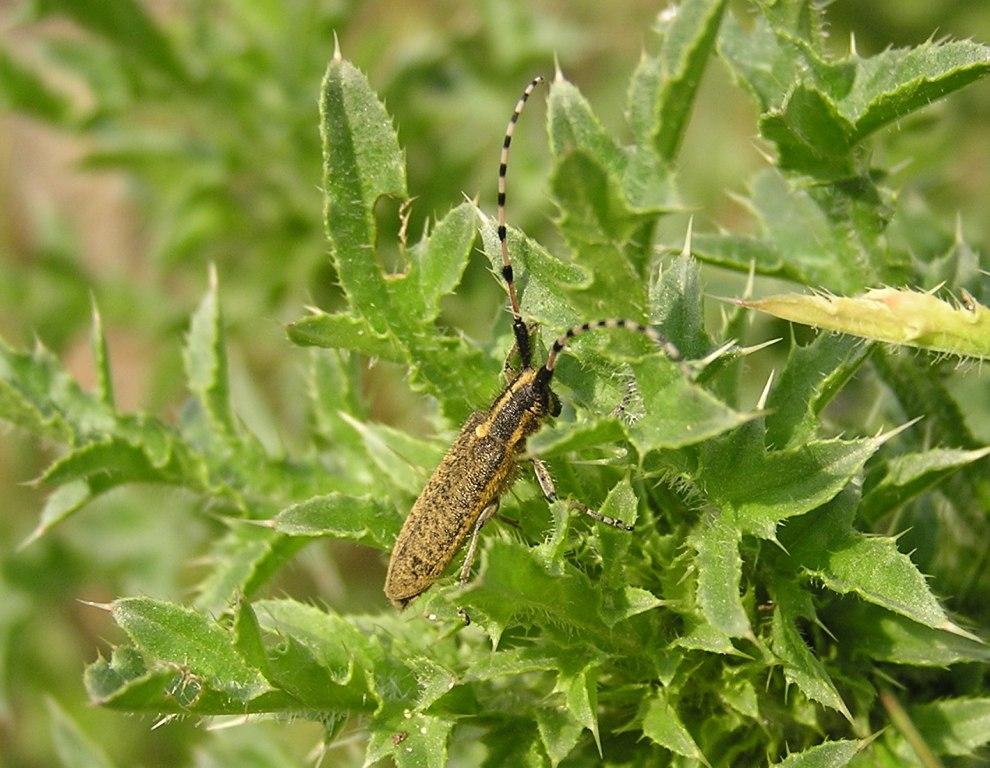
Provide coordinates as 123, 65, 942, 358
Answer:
474, 367, 554, 448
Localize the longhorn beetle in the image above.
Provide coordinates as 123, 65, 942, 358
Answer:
384, 76, 685, 609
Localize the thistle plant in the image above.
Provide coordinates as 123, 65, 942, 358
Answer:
1, 1, 989, 766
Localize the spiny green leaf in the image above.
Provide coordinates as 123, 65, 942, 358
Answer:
395, 334, 499, 423
286, 312, 404, 360
271, 492, 401, 551
556, 664, 601, 755
827, 599, 990, 667
640, 0, 728, 161
320, 50, 406, 333
720, 676, 760, 720
184, 268, 236, 440
477, 204, 591, 332
808, 532, 961, 633
193, 526, 305, 613
262, 636, 370, 711
0, 371, 61, 440
718, 12, 799, 110
640, 689, 709, 764
84, 643, 293, 715
759, 83, 857, 178
673, 619, 739, 656
650, 248, 711, 360
595, 477, 639, 591
628, 51, 664, 149
339, 413, 445, 497
771, 604, 852, 721
531, 498, 573, 572
396, 202, 477, 323
844, 40, 990, 140
357, 202, 501, 421
620, 144, 680, 215
771, 739, 865, 767
691, 232, 787, 281
0, 338, 114, 442
21, 480, 93, 548
785, 489, 966, 635
293, 302, 489, 422
701, 424, 902, 540
526, 417, 626, 459
89, 300, 114, 409
462, 540, 612, 648
107, 414, 177, 466
600, 586, 662, 628
464, 648, 560, 681
584, 156, 658, 240
411, 656, 458, 711
755, 0, 828, 43
551, 72, 677, 216
22, 419, 201, 545
765, 334, 871, 450
253, 599, 406, 711
547, 76, 625, 172
691, 508, 751, 638
233, 599, 269, 678
536, 706, 583, 767
724, 18, 990, 178
741, 288, 990, 360
701, 169, 872, 291
84, 646, 158, 709
110, 598, 269, 699
366, 713, 453, 768
862, 447, 990, 523
252, 599, 386, 680
910, 697, 990, 756
39, 438, 161, 486
628, 354, 756, 453
550, 150, 644, 319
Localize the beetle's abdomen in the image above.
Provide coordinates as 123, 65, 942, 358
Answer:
384, 413, 514, 606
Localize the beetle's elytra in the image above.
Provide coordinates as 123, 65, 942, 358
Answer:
384, 77, 684, 609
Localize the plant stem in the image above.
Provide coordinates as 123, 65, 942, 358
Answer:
877, 686, 944, 768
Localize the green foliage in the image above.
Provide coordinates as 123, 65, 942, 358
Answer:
2, 1, 990, 766
741, 287, 990, 359
47, 699, 118, 768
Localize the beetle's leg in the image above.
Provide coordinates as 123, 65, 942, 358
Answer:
531, 457, 557, 502
459, 502, 500, 585
456, 502, 500, 626
532, 458, 634, 531
501, 344, 519, 384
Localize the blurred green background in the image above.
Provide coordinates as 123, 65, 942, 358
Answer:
1, 1, 988, 765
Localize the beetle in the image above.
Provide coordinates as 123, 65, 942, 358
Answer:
384, 76, 684, 609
